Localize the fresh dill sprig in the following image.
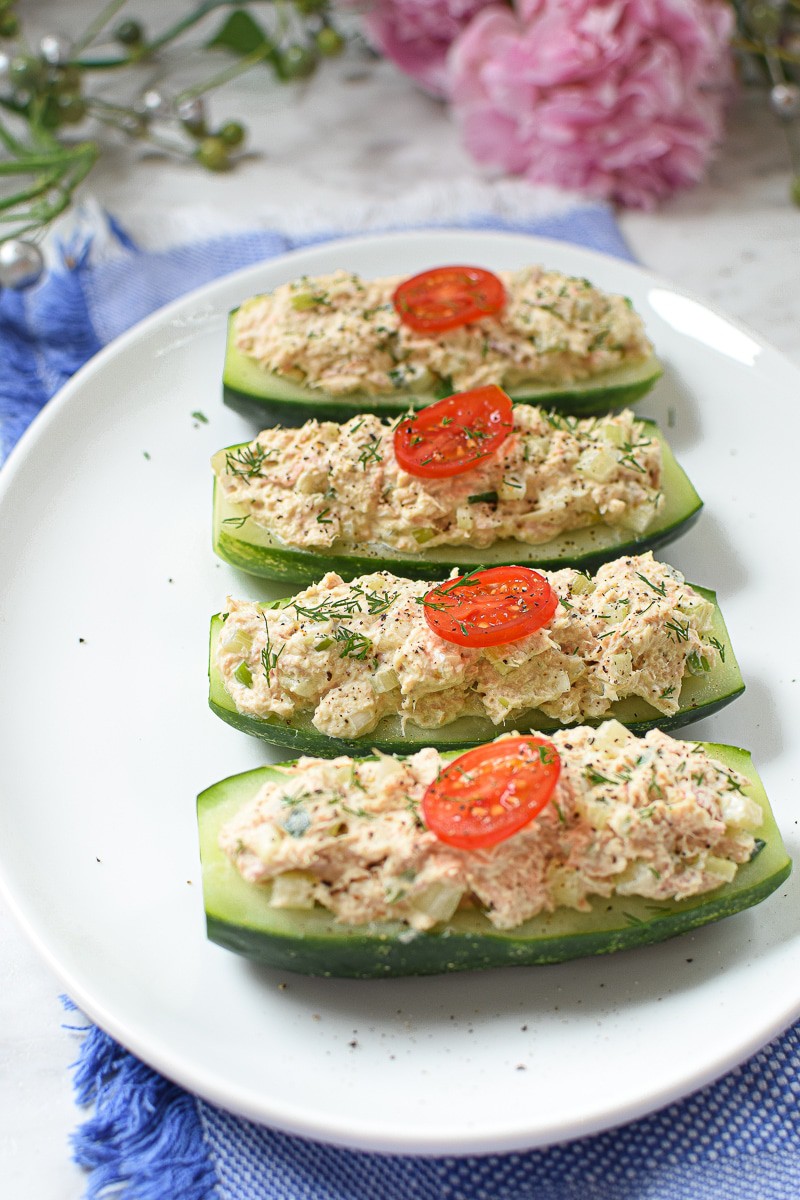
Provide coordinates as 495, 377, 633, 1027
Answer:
635, 572, 667, 597
225, 443, 276, 479
261, 614, 284, 682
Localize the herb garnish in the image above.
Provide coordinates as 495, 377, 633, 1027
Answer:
330, 626, 373, 661
261, 614, 284, 682
415, 567, 485, 612
225, 444, 276, 479
635, 572, 667, 597
708, 635, 726, 662
357, 436, 383, 470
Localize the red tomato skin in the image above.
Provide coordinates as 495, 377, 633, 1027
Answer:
393, 385, 513, 479
421, 565, 558, 648
393, 265, 506, 334
422, 736, 561, 850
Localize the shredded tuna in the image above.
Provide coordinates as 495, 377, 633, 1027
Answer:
234, 267, 653, 397
215, 406, 664, 553
219, 724, 761, 931
216, 554, 721, 739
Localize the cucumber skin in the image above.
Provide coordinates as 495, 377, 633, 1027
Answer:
207, 584, 746, 758
212, 419, 702, 586
223, 309, 663, 424
207, 684, 744, 759
197, 746, 791, 978
213, 505, 702, 587
222, 373, 660, 427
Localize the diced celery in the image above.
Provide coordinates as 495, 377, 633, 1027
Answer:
409, 881, 464, 926
576, 445, 618, 482
705, 856, 738, 884
290, 293, 321, 311
222, 628, 254, 658
618, 502, 657, 534
270, 871, 317, 909
234, 660, 253, 688
687, 651, 711, 675
372, 665, 399, 694
570, 572, 595, 596
591, 719, 634, 752
600, 421, 626, 448
412, 528, 437, 545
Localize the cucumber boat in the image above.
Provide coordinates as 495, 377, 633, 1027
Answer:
207, 584, 744, 757
212, 419, 701, 586
223, 309, 663, 426
197, 743, 790, 978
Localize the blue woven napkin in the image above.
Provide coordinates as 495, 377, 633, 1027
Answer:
3, 204, 799, 1200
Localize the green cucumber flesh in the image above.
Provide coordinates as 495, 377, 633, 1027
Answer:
212, 419, 702, 585
207, 585, 744, 757
223, 309, 663, 425
197, 743, 791, 978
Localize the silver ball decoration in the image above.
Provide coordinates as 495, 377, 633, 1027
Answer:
770, 83, 800, 120
138, 88, 173, 120
177, 96, 206, 130
0, 52, 10, 87
39, 35, 72, 67
0, 240, 45, 291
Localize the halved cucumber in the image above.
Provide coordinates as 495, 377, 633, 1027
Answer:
207, 585, 744, 758
197, 743, 790, 978
212, 419, 701, 586
223, 310, 663, 426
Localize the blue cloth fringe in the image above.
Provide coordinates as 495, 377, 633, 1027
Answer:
64, 1000, 219, 1200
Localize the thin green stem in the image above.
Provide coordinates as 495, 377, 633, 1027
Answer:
72, 0, 247, 70
176, 41, 278, 102
72, 0, 130, 55
0, 118, 26, 156
0, 147, 95, 174
0, 169, 62, 212
732, 37, 800, 67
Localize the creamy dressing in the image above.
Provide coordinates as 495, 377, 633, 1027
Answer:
234, 267, 653, 397
219, 722, 761, 931
216, 554, 720, 740
215, 406, 664, 553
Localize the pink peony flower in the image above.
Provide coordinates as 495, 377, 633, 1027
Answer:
363, 0, 497, 98
446, 0, 735, 207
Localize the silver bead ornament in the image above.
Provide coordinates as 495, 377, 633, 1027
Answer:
39, 34, 72, 67
770, 83, 800, 119
139, 88, 173, 119
177, 97, 206, 128
0, 52, 11, 87
0, 240, 45, 291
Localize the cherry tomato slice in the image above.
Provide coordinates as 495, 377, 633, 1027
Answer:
422, 565, 558, 648
393, 266, 506, 333
422, 736, 561, 850
394, 385, 513, 479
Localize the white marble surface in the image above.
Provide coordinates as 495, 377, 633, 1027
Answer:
2, 5, 799, 1196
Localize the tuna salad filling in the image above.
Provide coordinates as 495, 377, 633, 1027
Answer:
233, 267, 654, 398
219, 722, 762, 931
216, 554, 721, 740
215, 406, 664, 554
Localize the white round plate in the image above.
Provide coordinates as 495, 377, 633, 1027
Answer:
1, 231, 798, 1156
